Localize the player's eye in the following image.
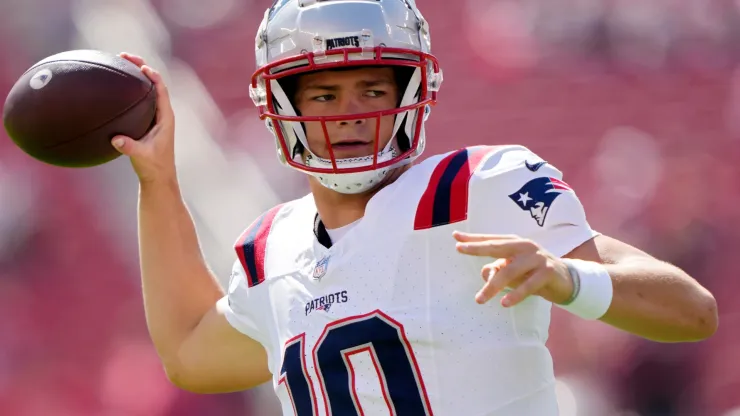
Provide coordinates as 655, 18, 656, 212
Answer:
366, 90, 386, 98
311, 94, 335, 102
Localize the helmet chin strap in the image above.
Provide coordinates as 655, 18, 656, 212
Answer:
304, 144, 399, 194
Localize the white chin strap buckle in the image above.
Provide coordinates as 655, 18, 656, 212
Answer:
305, 147, 398, 194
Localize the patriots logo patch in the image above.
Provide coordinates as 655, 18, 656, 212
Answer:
509, 177, 572, 226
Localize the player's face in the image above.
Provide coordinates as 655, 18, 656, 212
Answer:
293, 67, 400, 160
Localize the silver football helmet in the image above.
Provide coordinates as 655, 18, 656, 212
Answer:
250, 0, 443, 194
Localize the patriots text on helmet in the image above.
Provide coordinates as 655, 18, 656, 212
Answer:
325, 36, 360, 50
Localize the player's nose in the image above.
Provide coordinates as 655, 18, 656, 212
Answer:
336, 117, 366, 127
335, 96, 367, 127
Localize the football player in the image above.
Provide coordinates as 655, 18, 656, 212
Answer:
110, 0, 718, 414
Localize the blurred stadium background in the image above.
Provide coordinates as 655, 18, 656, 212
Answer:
1, 0, 739, 415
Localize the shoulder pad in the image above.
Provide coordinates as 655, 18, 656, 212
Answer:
471, 145, 552, 180
234, 203, 285, 288
413, 145, 506, 230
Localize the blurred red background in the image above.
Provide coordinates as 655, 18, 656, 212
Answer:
1, 0, 739, 415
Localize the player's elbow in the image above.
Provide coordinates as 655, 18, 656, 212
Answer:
161, 361, 200, 393
670, 290, 718, 342
690, 291, 718, 341
163, 364, 217, 394
162, 360, 267, 394
159, 358, 209, 393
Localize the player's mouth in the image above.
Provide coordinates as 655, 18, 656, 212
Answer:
330, 139, 375, 157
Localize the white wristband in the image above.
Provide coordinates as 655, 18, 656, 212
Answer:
557, 259, 614, 320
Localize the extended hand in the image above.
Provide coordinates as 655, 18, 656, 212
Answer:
454, 232, 574, 307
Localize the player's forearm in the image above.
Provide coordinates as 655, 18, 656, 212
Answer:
598, 257, 718, 342
138, 178, 225, 365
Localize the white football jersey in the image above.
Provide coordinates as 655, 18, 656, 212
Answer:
217, 145, 599, 416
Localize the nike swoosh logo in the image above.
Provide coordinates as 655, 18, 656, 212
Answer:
525, 160, 547, 172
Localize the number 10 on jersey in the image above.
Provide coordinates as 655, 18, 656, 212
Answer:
279, 310, 434, 415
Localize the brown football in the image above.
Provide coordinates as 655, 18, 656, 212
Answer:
2, 50, 157, 167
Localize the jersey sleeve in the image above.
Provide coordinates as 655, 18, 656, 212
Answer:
467, 145, 599, 257
216, 203, 285, 348
216, 260, 271, 348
